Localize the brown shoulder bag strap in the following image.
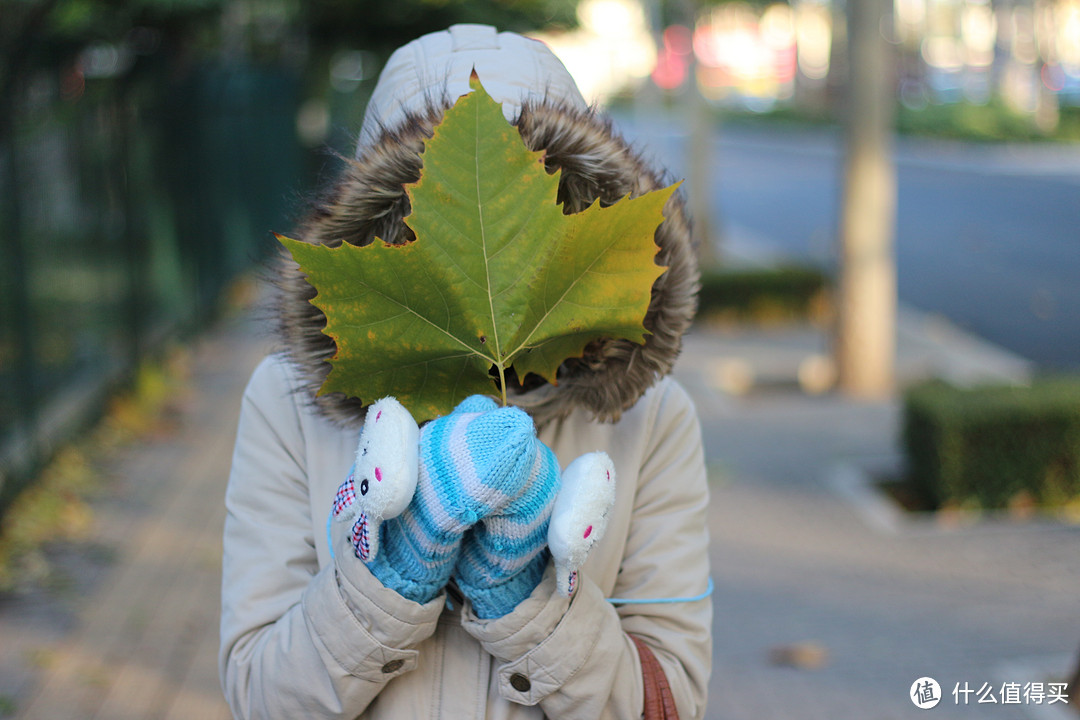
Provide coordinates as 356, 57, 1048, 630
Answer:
630, 635, 680, 720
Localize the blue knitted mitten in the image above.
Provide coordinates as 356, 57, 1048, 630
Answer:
454, 438, 561, 619
364, 396, 542, 604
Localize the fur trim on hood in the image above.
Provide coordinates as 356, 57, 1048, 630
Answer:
275, 31, 699, 429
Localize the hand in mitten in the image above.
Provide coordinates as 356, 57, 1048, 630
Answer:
453, 431, 561, 619
455, 446, 617, 617
331, 395, 543, 605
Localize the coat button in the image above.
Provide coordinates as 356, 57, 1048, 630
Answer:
381, 659, 404, 674
509, 673, 531, 692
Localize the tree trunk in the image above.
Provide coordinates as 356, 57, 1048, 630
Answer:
686, 55, 719, 268
834, 0, 897, 399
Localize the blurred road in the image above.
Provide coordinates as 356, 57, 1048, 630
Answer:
616, 113, 1080, 370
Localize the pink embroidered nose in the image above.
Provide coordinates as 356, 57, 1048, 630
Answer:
375, 467, 382, 482
605, 470, 611, 481
376, 410, 382, 421
583, 525, 593, 539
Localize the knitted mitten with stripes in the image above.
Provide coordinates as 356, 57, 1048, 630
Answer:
448, 396, 560, 618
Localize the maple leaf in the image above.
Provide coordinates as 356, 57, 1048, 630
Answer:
280, 73, 676, 422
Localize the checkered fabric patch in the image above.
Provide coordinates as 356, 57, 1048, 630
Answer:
351, 512, 371, 561
333, 472, 356, 518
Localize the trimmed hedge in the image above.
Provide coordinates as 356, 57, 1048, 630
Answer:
903, 378, 1080, 510
697, 265, 831, 324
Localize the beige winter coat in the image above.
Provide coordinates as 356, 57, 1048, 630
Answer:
219, 24, 710, 719
220, 356, 711, 719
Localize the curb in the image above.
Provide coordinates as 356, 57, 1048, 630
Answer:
826, 455, 1080, 537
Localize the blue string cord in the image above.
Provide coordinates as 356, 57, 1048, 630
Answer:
327, 510, 337, 561
606, 577, 714, 606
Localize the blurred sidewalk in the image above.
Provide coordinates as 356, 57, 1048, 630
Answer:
678, 323, 1078, 720
1, 273, 1077, 719
0, 309, 274, 720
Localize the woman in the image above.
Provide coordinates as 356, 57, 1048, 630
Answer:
220, 23, 711, 719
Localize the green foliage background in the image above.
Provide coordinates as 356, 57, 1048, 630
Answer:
903, 378, 1080, 510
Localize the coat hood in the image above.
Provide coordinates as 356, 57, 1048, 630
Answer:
276, 24, 699, 429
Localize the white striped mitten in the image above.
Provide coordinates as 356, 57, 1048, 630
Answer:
454, 437, 561, 619
363, 395, 542, 604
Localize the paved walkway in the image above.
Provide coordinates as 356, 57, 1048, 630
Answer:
677, 329, 1079, 720
0, 310, 273, 720
1, 294, 1077, 719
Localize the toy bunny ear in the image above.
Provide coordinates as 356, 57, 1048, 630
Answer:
548, 452, 617, 596
335, 397, 420, 561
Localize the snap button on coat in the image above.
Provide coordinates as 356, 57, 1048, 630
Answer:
381, 659, 405, 674
509, 673, 531, 692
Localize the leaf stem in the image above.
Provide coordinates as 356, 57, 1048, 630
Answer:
496, 362, 508, 407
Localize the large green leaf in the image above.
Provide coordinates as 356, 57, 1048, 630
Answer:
281, 73, 675, 422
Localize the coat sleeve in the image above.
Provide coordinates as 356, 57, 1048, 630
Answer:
461, 379, 713, 720
219, 356, 444, 719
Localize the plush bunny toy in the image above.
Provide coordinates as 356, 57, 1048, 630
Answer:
331, 396, 615, 617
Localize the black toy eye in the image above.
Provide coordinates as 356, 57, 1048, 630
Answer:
361, 446, 368, 457
360, 479, 369, 496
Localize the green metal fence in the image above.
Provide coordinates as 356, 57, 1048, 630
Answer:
0, 58, 305, 513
